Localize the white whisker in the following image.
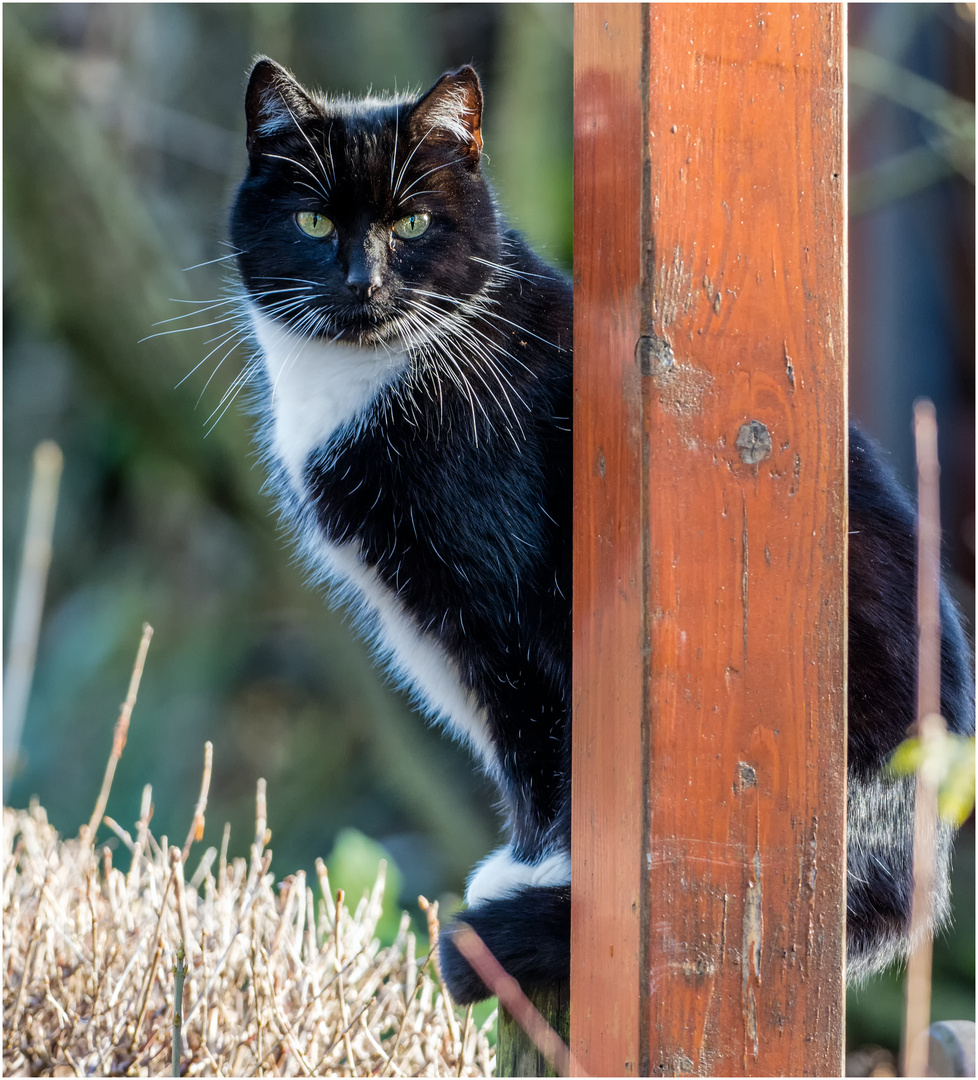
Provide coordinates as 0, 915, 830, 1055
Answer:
392, 124, 438, 203
278, 94, 335, 197
397, 158, 461, 206
470, 255, 553, 283
180, 250, 245, 272
262, 151, 331, 203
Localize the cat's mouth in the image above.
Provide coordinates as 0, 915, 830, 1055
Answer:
327, 301, 406, 347
257, 293, 405, 349
331, 314, 390, 346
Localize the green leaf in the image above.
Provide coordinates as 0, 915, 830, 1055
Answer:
937, 746, 976, 828
888, 737, 925, 777
888, 733, 976, 826
326, 828, 405, 944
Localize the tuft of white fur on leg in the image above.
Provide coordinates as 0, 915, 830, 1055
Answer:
464, 846, 570, 907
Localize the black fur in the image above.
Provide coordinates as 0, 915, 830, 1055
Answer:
845, 425, 973, 978
229, 60, 974, 1004
439, 887, 572, 1004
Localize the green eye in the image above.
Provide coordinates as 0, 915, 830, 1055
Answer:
392, 212, 431, 240
295, 211, 335, 238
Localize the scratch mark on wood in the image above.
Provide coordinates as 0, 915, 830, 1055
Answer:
809, 814, 819, 893
741, 491, 749, 657
742, 850, 763, 1062
720, 892, 729, 961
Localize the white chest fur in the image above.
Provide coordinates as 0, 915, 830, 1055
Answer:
247, 304, 496, 779
316, 540, 497, 776
248, 302, 409, 488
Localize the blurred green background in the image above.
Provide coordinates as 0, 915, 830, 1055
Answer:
3, 0, 573, 912
3, 2, 972, 1066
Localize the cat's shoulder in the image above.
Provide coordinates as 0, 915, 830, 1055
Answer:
498, 229, 570, 290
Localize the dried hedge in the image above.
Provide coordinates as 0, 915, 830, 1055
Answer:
2, 795, 494, 1076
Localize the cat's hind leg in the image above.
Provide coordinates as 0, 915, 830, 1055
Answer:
439, 883, 571, 1004
464, 845, 571, 905
439, 843, 571, 1003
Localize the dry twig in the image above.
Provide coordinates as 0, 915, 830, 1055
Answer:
182, 740, 213, 861
3, 440, 63, 787
901, 400, 948, 1077
82, 622, 154, 844
3, 791, 492, 1077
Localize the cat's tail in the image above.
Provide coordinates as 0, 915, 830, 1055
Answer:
438, 885, 570, 1004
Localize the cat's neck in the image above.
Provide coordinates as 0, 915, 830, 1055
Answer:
249, 301, 410, 488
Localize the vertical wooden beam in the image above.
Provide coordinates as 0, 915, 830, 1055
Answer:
572, 4, 647, 1075
572, 5, 848, 1075
642, 5, 848, 1073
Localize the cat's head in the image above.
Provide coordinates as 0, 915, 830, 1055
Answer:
230, 59, 501, 347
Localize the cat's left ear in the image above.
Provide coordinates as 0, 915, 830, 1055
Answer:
408, 66, 484, 162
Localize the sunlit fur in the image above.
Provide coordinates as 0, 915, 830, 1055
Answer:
170, 61, 973, 1005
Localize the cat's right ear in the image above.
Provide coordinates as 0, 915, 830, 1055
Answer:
245, 57, 318, 153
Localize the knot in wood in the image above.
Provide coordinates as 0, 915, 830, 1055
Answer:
636, 334, 675, 376
736, 420, 772, 465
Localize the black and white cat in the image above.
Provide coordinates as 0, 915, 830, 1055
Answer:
227, 59, 974, 1004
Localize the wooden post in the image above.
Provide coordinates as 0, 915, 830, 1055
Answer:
572, 5, 848, 1076
497, 984, 571, 1078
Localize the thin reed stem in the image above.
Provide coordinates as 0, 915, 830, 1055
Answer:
172, 941, 187, 1077
901, 399, 947, 1077
83, 623, 154, 844
182, 741, 214, 860
3, 440, 63, 786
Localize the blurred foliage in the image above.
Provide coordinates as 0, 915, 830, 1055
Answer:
849, 44, 975, 213
326, 828, 405, 946
3, 2, 571, 921
2, 0, 973, 1059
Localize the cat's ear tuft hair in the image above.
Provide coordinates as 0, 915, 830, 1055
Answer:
245, 57, 319, 153
408, 66, 484, 162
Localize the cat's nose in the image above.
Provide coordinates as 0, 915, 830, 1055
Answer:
345, 273, 380, 301
345, 252, 383, 302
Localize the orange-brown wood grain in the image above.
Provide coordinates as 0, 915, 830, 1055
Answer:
571, 5, 647, 1075
572, 5, 847, 1075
